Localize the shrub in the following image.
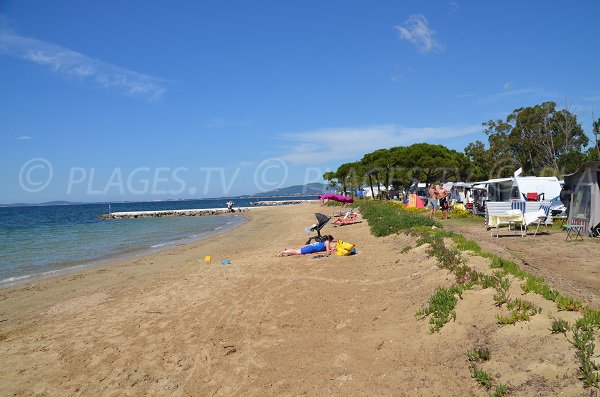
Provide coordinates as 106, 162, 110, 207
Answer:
359, 200, 436, 237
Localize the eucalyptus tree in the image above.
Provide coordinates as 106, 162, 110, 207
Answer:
481, 102, 589, 176
481, 119, 518, 178
464, 140, 490, 180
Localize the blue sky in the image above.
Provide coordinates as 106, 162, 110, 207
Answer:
1, 1, 599, 203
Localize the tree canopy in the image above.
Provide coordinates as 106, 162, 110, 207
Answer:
323, 102, 597, 197
480, 102, 590, 177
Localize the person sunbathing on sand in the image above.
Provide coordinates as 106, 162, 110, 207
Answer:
277, 235, 335, 257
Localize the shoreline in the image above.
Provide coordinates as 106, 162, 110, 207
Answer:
0, 213, 248, 289
0, 205, 276, 332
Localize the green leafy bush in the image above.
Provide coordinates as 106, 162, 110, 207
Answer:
359, 200, 436, 237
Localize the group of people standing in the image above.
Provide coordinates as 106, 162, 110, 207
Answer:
427, 183, 449, 220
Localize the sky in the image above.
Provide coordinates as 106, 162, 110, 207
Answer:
1, 0, 599, 203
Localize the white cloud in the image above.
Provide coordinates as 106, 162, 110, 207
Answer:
449, 2, 460, 13
277, 124, 481, 165
17, 136, 32, 140
395, 14, 443, 54
502, 81, 513, 92
0, 30, 167, 101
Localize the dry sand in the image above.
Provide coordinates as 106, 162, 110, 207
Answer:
0, 202, 592, 396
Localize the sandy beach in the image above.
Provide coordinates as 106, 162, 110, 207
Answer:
0, 202, 594, 396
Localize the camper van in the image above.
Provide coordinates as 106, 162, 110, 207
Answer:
484, 176, 562, 203
468, 171, 561, 216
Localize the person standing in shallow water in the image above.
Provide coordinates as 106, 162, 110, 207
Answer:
427, 184, 440, 220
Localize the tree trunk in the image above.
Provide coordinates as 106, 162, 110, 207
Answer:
368, 174, 375, 199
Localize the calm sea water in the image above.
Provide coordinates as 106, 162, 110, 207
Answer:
0, 197, 316, 286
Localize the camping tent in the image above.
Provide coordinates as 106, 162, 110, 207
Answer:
561, 162, 600, 236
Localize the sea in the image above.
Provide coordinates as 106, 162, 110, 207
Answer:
0, 196, 317, 287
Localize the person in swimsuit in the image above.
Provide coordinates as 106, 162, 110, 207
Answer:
437, 185, 449, 219
428, 184, 440, 220
277, 235, 335, 256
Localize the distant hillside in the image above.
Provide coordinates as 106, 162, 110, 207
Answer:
248, 183, 335, 198
3, 200, 83, 208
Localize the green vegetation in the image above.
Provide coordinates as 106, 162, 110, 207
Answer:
487, 255, 529, 280
323, 143, 472, 198
466, 347, 491, 362
550, 318, 570, 334
416, 285, 468, 333
568, 310, 600, 388
470, 366, 493, 389
400, 246, 411, 254
448, 207, 478, 219
358, 200, 435, 237
497, 298, 542, 325
451, 234, 481, 253
466, 346, 509, 394
571, 317, 600, 388
490, 384, 509, 397
492, 272, 511, 307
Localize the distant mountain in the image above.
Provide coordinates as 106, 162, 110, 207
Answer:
2, 184, 337, 206
246, 183, 336, 198
2, 200, 84, 208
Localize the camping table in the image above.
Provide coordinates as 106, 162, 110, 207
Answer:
564, 224, 584, 241
489, 214, 525, 238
